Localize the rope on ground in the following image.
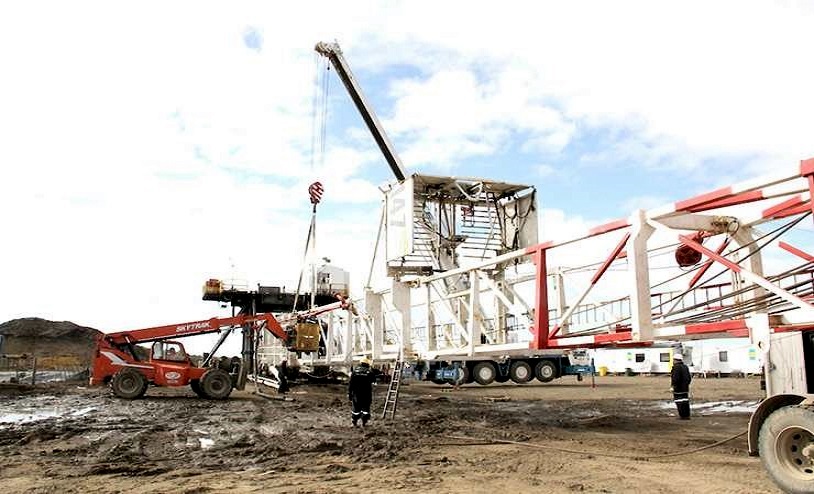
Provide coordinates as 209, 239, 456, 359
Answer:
441, 430, 747, 460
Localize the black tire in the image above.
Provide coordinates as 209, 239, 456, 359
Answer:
535, 360, 557, 383
111, 368, 148, 399
758, 405, 814, 494
200, 368, 233, 400
510, 361, 533, 384
190, 379, 208, 398
455, 366, 470, 386
472, 362, 497, 385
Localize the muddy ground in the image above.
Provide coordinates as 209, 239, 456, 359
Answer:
0, 375, 778, 493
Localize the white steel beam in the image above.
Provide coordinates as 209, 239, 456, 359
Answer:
653, 213, 736, 232
732, 226, 767, 313
467, 271, 481, 357
430, 281, 469, 340
392, 281, 412, 355
426, 283, 437, 351
480, 273, 523, 316
503, 282, 533, 317
629, 210, 655, 341
365, 290, 383, 360
554, 269, 568, 335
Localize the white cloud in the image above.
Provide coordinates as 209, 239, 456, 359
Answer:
385, 67, 575, 168
537, 164, 556, 178
621, 195, 671, 212
354, 1, 814, 170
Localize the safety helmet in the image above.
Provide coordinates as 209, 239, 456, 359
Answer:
360, 357, 372, 366
673, 353, 683, 361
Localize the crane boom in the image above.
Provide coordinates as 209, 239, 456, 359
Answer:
104, 313, 288, 346
315, 41, 407, 182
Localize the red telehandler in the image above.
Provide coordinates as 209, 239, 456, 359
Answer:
90, 297, 350, 399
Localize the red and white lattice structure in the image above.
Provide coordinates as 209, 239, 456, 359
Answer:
298, 159, 812, 368
407, 158, 814, 356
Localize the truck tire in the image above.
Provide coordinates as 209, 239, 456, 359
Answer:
111, 368, 148, 399
758, 405, 814, 494
190, 379, 208, 398
535, 360, 557, 383
200, 368, 233, 400
473, 362, 497, 385
510, 361, 533, 384
456, 366, 471, 385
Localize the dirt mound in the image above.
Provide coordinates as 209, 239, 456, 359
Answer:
0, 318, 102, 340
0, 318, 102, 366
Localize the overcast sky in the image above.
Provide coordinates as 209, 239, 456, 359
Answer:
1, 1, 813, 354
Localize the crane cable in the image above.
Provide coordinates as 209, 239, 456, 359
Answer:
441, 429, 747, 460
293, 56, 331, 311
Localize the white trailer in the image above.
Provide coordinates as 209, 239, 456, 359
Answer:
590, 345, 681, 374
684, 338, 763, 376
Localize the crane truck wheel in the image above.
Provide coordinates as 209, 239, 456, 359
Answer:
758, 405, 814, 494
200, 368, 233, 400
190, 379, 208, 399
509, 361, 533, 383
111, 368, 148, 399
472, 362, 497, 385
535, 360, 557, 383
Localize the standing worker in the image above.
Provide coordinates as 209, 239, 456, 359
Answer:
671, 352, 692, 420
348, 357, 375, 427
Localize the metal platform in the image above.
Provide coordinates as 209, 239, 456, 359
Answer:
202, 285, 339, 313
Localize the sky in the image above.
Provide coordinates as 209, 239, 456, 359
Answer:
1, 1, 813, 355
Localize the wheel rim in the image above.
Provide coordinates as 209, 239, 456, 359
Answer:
478, 366, 494, 381
515, 365, 530, 380
119, 374, 139, 394
540, 364, 554, 379
209, 375, 228, 394
775, 425, 814, 480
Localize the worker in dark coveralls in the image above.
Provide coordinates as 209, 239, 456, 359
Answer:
671, 352, 692, 420
348, 357, 374, 427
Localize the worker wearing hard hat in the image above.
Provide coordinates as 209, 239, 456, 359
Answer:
348, 357, 375, 427
670, 352, 692, 420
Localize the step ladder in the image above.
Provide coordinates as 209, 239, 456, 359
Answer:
381, 358, 404, 420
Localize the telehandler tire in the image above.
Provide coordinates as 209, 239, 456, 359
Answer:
190, 379, 208, 398
111, 368, 148, 399
200, 368, 233, 400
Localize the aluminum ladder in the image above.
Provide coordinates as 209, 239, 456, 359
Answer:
381, 358, 404, 420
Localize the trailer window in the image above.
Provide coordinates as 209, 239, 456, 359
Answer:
718, 351, 728, 362
659, 352, 670, 362
635, 353, 645, 363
